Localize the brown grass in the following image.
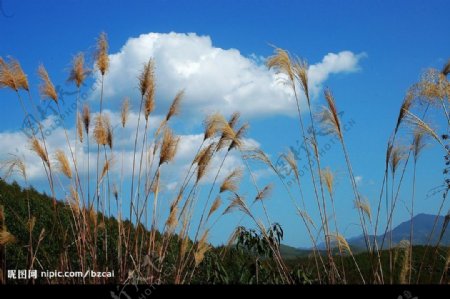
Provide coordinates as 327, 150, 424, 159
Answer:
266, 48, 295, 86
82, 104, 91, 134
55, 149, 72, 179
195, 142, 215, 183
166, 90, 184, 122
159, 128, 179, 166
30, 137, 50, 168
68, 53, 89, 88
93, 114, 108, 146
207, 196, 222, 220
254, 184, 272, 202
139, 59, 155, 97
220, 168, 243, 193
121, 97, 130, 128
37, 64, 58, 103
0, 57, 29, 91
77, 112, 84, 143
203, 113, 226, 140
95, 32, 109, 75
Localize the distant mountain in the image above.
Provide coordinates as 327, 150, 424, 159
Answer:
347, 213, 450, 249
279, 244, 312, 259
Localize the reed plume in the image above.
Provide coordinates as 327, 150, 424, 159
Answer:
355, 197, 372, 221
319, 89, 342, 139
207, 196, 222, 220
37, 65, 58, 103
416, 69, 449, 105
55, 149, 72, 179
159, 128, 179, 166
77, 112, 83, 143
139, 59, 155, 96
217, 113, 240, 151
0, 57, 17, 91
266, 48, 295, 86
121, 97, 130, 128
30, 137, 50, 168
223, 194, 250, 216
68, 53, 89, 88
220, 168, 243, 193
69, 186, 80, 215
93, 114, 108, 146
194, 230, 211, 266
82, 104, 91, 134
166, 203, 179, 233
333, 234, 352, 254
100, 158, 113, 182
331, 233, 365, 284
282, 150, 300, 183
144, 89, 155, 121
389, 146, 404, 175
321, 167, 335, 195
196, 142, 215, 183
229, 123, 249, 151
0, 57, 28, 91
95, 32, 109, 75
217, 122, 236, 151
293, 58, 310, 103
395, 91, 415, 133
254, 184, 272, 202
228, 112, 240, 130
412, 129, 426, 161
204, 113, 226, 140
106, 117, 113, 149
166, 90, 184, 122
0, 156, 27, 180
404, 110, 444, 147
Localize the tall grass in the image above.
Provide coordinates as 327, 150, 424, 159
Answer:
0, 34, 449, 284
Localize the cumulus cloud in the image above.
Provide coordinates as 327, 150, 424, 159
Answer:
1, 32, 365, 194
92, 32, 365, 120
0, 108, 259, 197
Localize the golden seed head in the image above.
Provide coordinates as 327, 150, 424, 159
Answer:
30, 137, 49, 168
55, 149, 72, 179
266, 47, 295, 85
68, 53, 89, 88
207, 196, 222, 220
82, 104, 91, 134
121, 97, 130, 128
77, 112, 83, 143
203, 113, 226, 140
139, 59, 155, 97
196, 142, 215, 183
254, 184, 272, 202
144, 90, 155, 121
0, 57, 29, 91
38, 64, 58, 103
220, 168, 243, 193
159, 128, 179, 166
93, 114, 108, 146
95, 32, 109, 75
321, 167, 335, 195
166, 90, 184, 122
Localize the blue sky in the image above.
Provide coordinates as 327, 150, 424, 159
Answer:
1, 0, 450, 247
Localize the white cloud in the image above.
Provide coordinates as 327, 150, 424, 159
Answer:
92, 32, 365, 120
1, 32, 365, 201
355, 175, 363, 185
0, 111, 258, 196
